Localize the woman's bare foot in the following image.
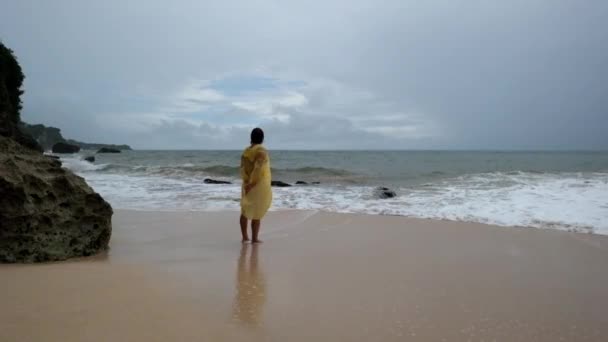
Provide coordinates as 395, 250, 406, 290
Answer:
242, 238, 250, 243
252, 239, 263, 244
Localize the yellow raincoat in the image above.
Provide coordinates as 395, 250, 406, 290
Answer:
240, 144, 272, 220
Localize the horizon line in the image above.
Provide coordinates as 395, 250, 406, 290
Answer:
116, 148, 608, 152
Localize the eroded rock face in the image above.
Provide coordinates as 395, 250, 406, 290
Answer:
0, 136, 112, 262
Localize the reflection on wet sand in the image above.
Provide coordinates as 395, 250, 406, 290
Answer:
233, 243, 266, 327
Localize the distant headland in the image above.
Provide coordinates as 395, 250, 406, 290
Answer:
18, 122, 132, 151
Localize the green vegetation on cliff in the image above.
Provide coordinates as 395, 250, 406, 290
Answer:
0, 42, 42, 151
0, 40, 40, 150
0, 41, 24, 124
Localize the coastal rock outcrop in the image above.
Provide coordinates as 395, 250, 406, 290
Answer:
97, 147, 120, 153
19, 122, 132, 151
374, 187, 397, 199
84, 155, 95, 163
1, 41, 112, 263
0, 136, 113, 262
204, 178, 232, 184
52, 142, 80, 153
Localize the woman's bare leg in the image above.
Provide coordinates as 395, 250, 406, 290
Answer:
240, 214, 250, 242
252, 219, 262, 243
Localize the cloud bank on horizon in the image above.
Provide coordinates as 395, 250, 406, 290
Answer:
1, 0, 607, 150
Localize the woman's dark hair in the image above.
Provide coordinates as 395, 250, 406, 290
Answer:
250, 127, 264, 144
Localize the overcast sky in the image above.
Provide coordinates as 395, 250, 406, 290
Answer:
1, 0, 607, 150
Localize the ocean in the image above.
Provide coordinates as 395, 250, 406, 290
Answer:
59, 150, 608, 235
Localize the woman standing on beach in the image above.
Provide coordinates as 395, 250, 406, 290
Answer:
240, 128, 272, 243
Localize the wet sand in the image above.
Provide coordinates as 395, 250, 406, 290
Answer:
2, 210, 608, 341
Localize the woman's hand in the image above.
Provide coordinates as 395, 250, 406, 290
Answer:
244, 182, 256, 194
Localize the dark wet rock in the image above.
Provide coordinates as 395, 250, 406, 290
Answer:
84, 156, 95, 163
295, 181, 321, 185
45, 155, 62, 166
374, 187, 397, 199
97, 147, 120, 153
52, 142, 80, 154
68, 140, 131, 151
0, 136, 113, 263
15, 129, 43, 152
204, 178, 232, 185
271, 180, 292, 187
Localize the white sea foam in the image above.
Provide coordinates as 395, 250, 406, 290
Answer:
60, 156, 109, 172
62, 157, 608, 235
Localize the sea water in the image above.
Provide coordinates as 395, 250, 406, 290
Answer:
59, 150, 608, 235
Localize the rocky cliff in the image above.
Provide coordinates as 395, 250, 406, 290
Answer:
1, 41, 113, 263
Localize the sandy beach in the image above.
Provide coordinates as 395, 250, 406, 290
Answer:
2, 210, 608, 341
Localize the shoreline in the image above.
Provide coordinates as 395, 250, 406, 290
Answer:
2, 210, 608, 341
105, 207, 606, 237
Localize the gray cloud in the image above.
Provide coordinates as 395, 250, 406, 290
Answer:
1, 0, 607, 150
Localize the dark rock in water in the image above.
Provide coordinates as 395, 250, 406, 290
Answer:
295, 181, 321, 185
84, 156, 95, 163
374, 187, 397, 199
52, 142, 80, 154
204, 178, 232, 185
0, 136, 113, 263
271, 180, 292, 187
97, 147, 120, 153
66, 139, 131, 151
